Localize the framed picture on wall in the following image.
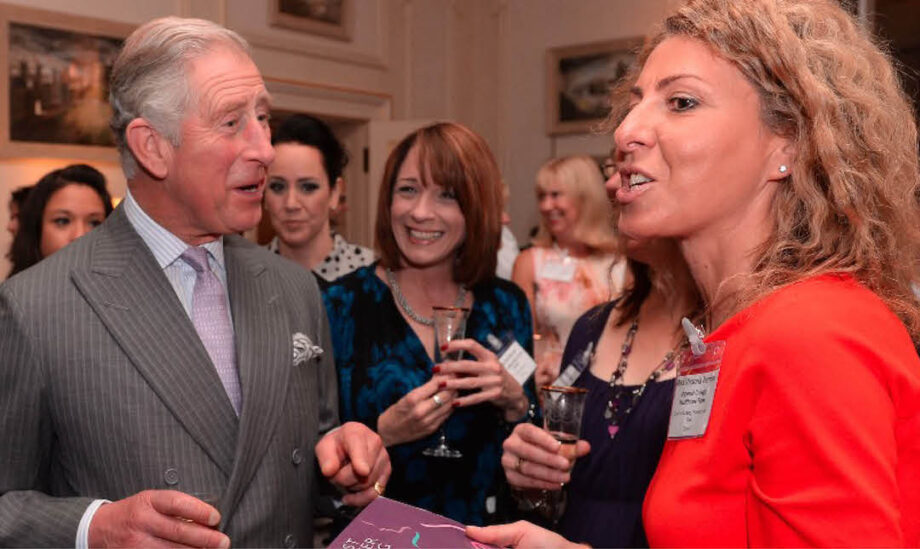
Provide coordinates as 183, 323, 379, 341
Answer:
269, 0, 353, 41
0, 3, 132, 161
546, 37, 643, 135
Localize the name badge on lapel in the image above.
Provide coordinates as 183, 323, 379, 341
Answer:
667, 319, 723, 439
538, 259, 576, 282
554, 341, 594, 387
486, 333, 536, 386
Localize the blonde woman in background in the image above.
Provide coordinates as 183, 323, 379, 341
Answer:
512, 155, 626, 389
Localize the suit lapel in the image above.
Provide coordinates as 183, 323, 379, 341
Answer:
70, 208, 238, 476
220, 236, 291, 518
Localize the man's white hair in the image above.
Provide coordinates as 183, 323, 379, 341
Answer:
109, 17, 251, 179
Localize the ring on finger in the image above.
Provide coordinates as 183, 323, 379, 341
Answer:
373, 481, 385, 496
432, 394, 443, 407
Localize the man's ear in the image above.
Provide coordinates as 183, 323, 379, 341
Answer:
124, 118, 172, 180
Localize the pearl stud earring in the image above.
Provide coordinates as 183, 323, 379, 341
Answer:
779, 165, 788, 173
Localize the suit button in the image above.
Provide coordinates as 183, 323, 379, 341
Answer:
283, 534, 296, 548
291, 448, 304, 465
163, 468, 180, 486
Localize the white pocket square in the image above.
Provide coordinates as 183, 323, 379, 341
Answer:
292, 332, 323, 366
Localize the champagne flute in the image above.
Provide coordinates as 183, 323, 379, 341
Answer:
535, 385, 588, 523
423, 305, 470, 459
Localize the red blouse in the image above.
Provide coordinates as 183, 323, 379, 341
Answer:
644, 275, 920, 547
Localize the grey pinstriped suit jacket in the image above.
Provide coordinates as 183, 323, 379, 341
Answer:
0, 206, 339, 547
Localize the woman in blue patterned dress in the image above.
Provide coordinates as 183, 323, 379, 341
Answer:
322, 122, 536, 525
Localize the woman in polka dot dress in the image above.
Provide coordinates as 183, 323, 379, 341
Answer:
264, 114, 374, 283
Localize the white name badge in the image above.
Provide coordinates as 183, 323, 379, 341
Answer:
538, 260, 576, 282
554, 364, 581, 388
667, 340, 725, 439
553, 341, 595, 388
487, 333, 537, 386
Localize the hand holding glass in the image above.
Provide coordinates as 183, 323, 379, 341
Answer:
535, 385, 588, 522
423, 306, 470, 458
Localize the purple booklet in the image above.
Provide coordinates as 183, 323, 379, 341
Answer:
328, 497, 498, 549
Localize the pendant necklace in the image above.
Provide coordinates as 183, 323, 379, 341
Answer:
385, 267, 467, 327
604, 317, 677, 439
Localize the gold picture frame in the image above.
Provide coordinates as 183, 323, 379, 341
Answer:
546, 37, 643, 135
0, 3, 133, 162
269, 0, 353, 42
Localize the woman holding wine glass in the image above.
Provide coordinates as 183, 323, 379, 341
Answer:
500, 169, 701, 548
322, 121, 535, 525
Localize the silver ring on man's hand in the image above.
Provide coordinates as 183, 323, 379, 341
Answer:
432, 394, 443, 407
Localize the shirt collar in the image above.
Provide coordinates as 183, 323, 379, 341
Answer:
122, 189, 225, 271
330, 232, 347, 258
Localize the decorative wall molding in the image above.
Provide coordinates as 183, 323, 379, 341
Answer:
243, 30, 388, 70
264, 76, 391, 121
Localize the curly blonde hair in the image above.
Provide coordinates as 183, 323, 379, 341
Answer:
531, 155, 619, 254
627, 0, 920, 337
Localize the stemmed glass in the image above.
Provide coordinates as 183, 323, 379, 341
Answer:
423, 306, 470, 459
535, 385, 588, 523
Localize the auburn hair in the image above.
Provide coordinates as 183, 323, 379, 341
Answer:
374, 122, 504, 286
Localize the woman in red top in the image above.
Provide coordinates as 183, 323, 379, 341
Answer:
469, 0, 920, 546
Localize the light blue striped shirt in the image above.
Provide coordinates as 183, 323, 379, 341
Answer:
122, 189, 231, 320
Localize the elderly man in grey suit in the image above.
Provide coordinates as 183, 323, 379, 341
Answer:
0, 16, 390, 548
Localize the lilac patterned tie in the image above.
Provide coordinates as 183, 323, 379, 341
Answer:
181, 246, 241, 415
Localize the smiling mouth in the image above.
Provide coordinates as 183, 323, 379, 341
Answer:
408, 228, 444, 241
626, 172, 654, 190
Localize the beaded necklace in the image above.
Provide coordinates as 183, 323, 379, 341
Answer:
603, 317, 677, 439
385, 267, 467, 327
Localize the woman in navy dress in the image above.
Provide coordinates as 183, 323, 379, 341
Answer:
496, 176, 701, 547
323, 122, 535, 525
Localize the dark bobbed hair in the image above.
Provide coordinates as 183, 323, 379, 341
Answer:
614, 257, 704, 329
9, 164, 113, 278
272, 114, 349, 187
374, 122, 503, 287
9, 186, 32, 209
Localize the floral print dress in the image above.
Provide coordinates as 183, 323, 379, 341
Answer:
531, 246, 626, 382
321, 265, 535, 525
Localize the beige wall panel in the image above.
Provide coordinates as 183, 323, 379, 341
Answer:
498, 0, 667, 243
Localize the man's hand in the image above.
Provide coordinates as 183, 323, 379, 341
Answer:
88, 490, 229, 548
315, 422, 391, 507
466, 521, 587, 549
